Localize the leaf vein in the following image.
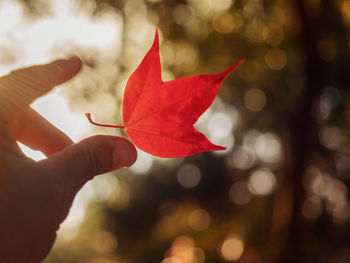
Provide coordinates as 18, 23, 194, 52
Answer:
127, 127, 197, 146
127, 87, 200, 127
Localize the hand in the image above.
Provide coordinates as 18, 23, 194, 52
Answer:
0, 57, 137, 263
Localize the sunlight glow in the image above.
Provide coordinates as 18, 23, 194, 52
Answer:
31, 91, 88, 142
0, 0, 123, 72
18, 143, 46, 161
0, 1, 22, 35
18, 91, 88, 160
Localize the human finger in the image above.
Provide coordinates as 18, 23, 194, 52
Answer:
11, 108, 74, 156
40, 135, 137, 193
0, 57, 82, 117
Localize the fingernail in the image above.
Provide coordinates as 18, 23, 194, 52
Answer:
113, 142, 137, 168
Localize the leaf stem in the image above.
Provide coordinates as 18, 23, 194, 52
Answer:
85, 113, 125, 129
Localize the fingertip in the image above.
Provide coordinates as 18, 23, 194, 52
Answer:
128, 141, 138, 165
66, 56, 83, 70
113, 138, 137, 169
55, 56, 82, 74
42, 135, 137, 189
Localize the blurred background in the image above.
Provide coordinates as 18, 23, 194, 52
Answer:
1, 0, 350, 262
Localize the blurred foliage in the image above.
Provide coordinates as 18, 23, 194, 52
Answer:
4, 0, 350, 262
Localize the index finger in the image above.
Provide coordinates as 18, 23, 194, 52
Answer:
12, 108, 74, 156
0, 57, 82, 120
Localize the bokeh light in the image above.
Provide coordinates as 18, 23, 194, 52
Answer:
303, 166, 350, 223
166, 236, 205, 263
188, 209, 211, 231
254, 132, 282, 163
248, 168, 277, 196
319, 126, 344, 150
228, 146, 256, 170
264, 48, 287, 70
173, 4, 196, 26
177, 163, 202, 188
263, 24, 285, 46
244, 88, 266, 112
212, 12, 235, 34
229, 181, 252, 205
220, 236, 244, 261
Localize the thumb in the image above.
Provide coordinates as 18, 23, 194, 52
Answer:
40, 135, 137, 193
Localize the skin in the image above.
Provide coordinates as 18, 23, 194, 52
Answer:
0, 57, 137, 263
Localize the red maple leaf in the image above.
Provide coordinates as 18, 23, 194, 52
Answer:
87, 29, 243, 158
